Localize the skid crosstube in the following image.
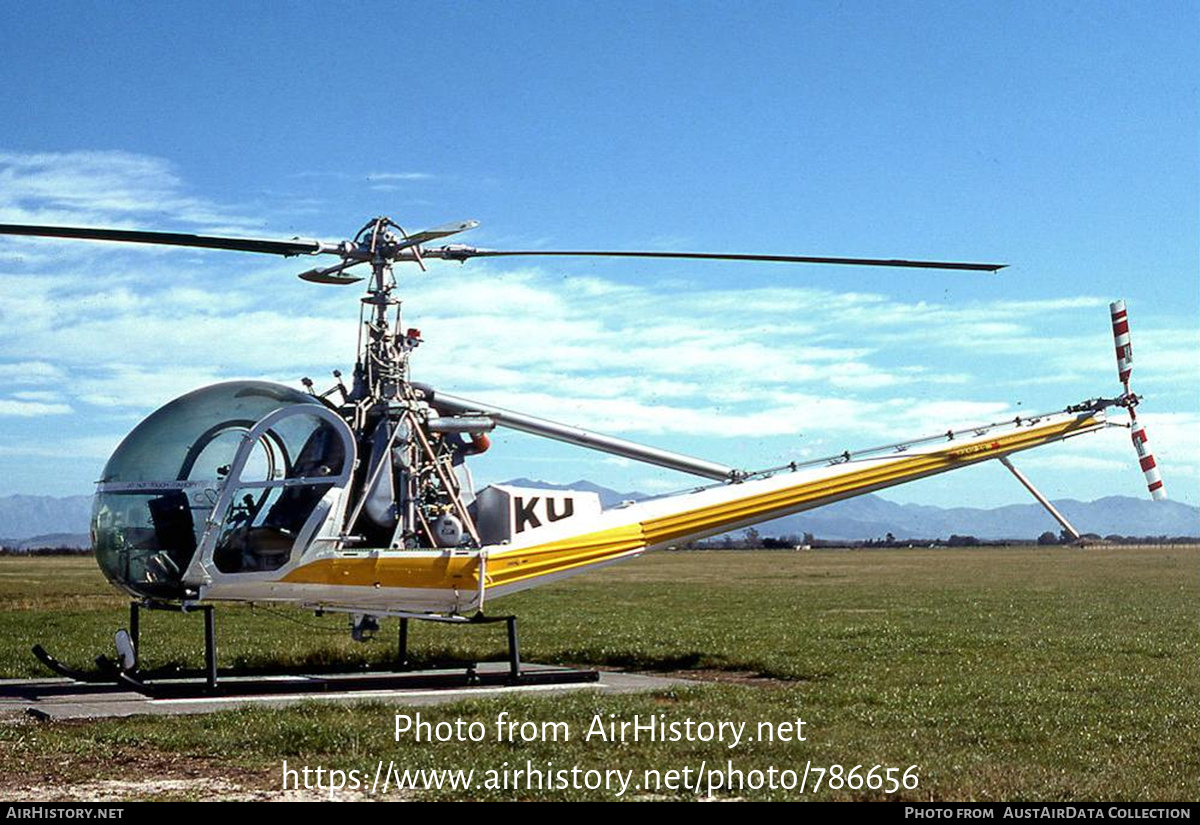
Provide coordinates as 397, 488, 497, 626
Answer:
33, 601, 597, 699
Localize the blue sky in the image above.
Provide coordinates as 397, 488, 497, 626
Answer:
0, 2, 1196, 507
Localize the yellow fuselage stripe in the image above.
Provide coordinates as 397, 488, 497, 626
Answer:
280, 414, 1100, 592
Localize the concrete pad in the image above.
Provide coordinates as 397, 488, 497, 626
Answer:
0, 665, 688, 721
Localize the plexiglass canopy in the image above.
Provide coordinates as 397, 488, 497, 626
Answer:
92, 381, 346, 599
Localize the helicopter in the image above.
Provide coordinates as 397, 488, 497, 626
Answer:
0, 217, 1166, 695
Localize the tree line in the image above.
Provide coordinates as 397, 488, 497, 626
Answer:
676, 527, 1198, 550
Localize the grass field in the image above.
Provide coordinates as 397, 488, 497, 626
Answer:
0, 546, 1196, 801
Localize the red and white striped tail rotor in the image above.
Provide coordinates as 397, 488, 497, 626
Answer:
1130, 422, 1166, 500
1109, 299, 1166, 500
1110, 299, 1134, 389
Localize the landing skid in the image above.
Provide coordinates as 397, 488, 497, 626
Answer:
31, 645, 116, 683
33, 601, 598, 699
113, 663, 599, 699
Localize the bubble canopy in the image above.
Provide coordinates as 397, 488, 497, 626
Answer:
92, 381, 352, 600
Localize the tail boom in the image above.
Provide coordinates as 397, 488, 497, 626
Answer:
478, 408, 1106, 598
266, 409, 1105, 613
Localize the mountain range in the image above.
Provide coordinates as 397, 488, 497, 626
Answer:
0, 495, 93, 549
1, 483, 1195, 549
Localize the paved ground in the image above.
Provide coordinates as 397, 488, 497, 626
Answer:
0, 664, 687, 720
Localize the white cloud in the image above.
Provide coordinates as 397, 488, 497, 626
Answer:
0, 361, 66, 384
0, 240, 1188, 446
0, 150, 263, 233
0, 148, 1194, 504
1019, 454, 1129, 473
11, 390, 62, 402
366, 172, 434, 182
0, 398, 72, 416
0, 433, 122, 460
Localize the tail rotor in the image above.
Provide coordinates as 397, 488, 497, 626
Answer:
1109, 300, 1166, 501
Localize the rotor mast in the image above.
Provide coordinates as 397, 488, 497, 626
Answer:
359, 217, 411, 404
343, 219, 448, 550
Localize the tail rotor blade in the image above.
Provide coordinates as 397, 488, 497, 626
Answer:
1130, 422, 1167, 500
1110, 299, 1133, 389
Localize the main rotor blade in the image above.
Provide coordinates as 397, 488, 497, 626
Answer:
427, 246, 1006, 272
0, 223, 338, 257
393, 219, 480, 251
